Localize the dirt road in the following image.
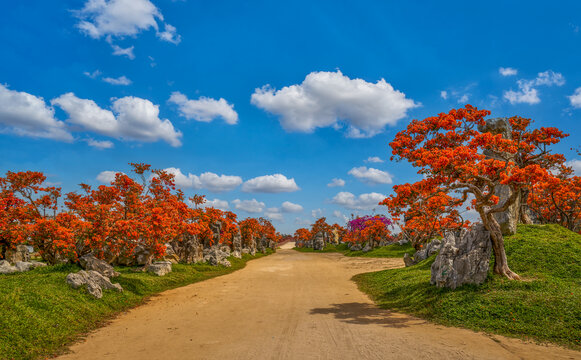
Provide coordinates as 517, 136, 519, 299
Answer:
60, 246, 579, 359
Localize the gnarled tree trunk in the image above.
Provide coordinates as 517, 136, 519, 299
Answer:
481, 212, 520, 279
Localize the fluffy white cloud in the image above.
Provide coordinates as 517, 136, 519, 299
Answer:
251, 70, 418, 138
168, 92, 238, 124
327, 178, 345, 187
331, 191, 386, 210
102, 75, 132, 85
76, 0, 179, 43
568, 87, 581, 108
504, 70, 565, 105
111, 44, 135, 59
242, 174, 299, 193
0, 84, 72, 141
311, 209, 323, 218
232, 199, 265, 213
566, 159, 581, 175
440, 90, 448, 100
86, 138, 114, 149
348, 166, 393, 185
163, 167, 242, 192
264, 207, 284, 221
332, 210, 349, 223
84, 70, 102, 79
365, 156, 384, 163
499, 67, 518, 76
458, 94, 469, 103
201, 198, 229, 211
96, 170, 123, 183
281, 201, 303, 213
52, 93, 182, 147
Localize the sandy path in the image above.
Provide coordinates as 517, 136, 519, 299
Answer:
59, 248, 579, 360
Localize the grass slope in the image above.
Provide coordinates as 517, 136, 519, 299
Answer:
0, 250, 273, 360
354, 225, 581, 349
294, 242, 415, 258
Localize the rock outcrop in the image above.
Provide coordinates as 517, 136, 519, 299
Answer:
66, 270, 123, 299
171, 234, 204, 264
312, 232, 325, 251
79, 254, 120, 278
5, 244, 30, 264
403, 239, 442, 267
1, 259, 46, 274
431, 224, 492, 289
147, 261, 173, 276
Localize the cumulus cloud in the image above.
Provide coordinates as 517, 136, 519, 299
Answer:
111, 44, 135, 59
440, 90, 448, 100
86, 138, 114, 149
365, 156, 384, 163
311, 209, 323, 218
96, 170, 123, 183
458, 94, 470, 103
84, 70, 102, 79
568, 87, 581, 108
75, 0, 179, 43
281, 201, 303, 213
242, 174, 299, 193
264, 207, 284, 221
566, 159, 581, 175
102, 75, 132, 86
168, 91, 238, 124
251, 70, 418, 138
52, 93, 182, 147
348, 166, 393, 185
499, 67, 518, 76
0, 84, 72, 141
331, 191, 386, 210
327, 178, 345, 187
163, 167, 242, 192
504, 70, 565, 105
201, 198, 229, 211
232, 199, 265, 213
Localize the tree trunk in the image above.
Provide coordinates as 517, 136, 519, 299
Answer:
519, 189, 533, 224
481, 212, 520, 280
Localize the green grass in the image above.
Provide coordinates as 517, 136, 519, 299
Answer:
353, 224, 581, 349
0, 249, 273, 360
294, 242, 415, 258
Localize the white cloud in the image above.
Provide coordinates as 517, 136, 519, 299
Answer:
499, 67, 518, 76
504, 70, 565, 105
96, 170, 123, 183
365, 156, 384, 163
348, 166, 393, 185
294, 217, 311, 226
232, 199, 265, 213
440, 90, 448, 100
0, 84, 72, 141
242, 174, 299, 193
331, 191, 386, 210
201, 198, 229, 211
102, 75, 132, 86
311, 209, 323, 218
157, 23, 181, 44
457, 94, 469, 103
52, 93, 182, 147
111, 44, 135, 59
162, 167, 242, 192
86, 138, 114, 149
84, 70, 102, 79
168, 91, 238, 124
281, 201, 303, 213
265, 207, 284, 221
568, 87, 581, 108
566, 159, 581, 175
251, 70, 418, 138
332, 210, 349, 223
327, 178, 345, 187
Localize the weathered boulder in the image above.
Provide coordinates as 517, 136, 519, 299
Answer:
478, 117, 519, 235
0, 260, 17, 274
218, 259, 232, 267
15, 261, 46, 272
171, 234, 203, 264
350, 243, 362, 251
79, 254, 120, 278
203, 247, 230, 266
114, 245, 153, 266
5, 244, 30, 264
313, 232, 325, 251
66, 270, 123, 299
163, 243, 180, 264
232, 228, 242, 255
362, 243, 372, 253
147, 261, 172, 276
403, 239, 442, 267
431, 224, 492, 289
268, 240, 277, 250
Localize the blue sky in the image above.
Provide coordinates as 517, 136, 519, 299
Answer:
1, 0, 580, 233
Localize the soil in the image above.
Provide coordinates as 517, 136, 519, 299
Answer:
59, 244, 580, 359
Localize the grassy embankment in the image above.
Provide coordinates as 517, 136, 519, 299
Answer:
354, 224, 581, 349
294, 242, 415, 258
0, 249, 273, 360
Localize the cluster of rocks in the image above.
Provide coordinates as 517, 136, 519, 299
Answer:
66, 254, 124, 299
0, 245, 47, 274
403, 238, 442, 267
298, 231, 397, 252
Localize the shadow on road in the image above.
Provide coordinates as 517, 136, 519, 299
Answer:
309, 302, 424, 328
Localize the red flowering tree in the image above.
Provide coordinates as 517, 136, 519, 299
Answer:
385, 106, 568, 279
